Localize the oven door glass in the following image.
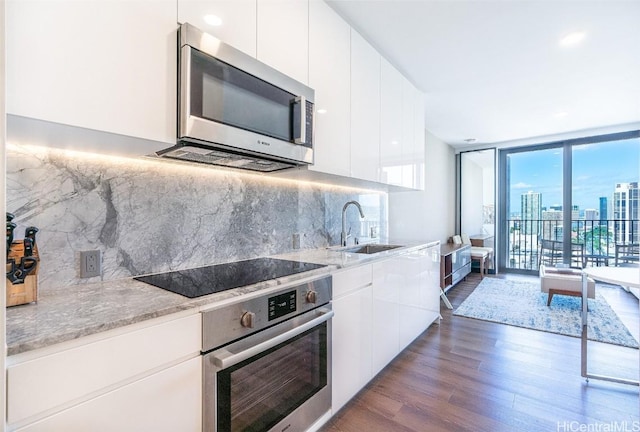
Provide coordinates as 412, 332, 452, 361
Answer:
216, 323, 327, 432
190, 48, 300, 144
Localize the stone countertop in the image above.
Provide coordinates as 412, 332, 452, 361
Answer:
6, 240, 438, 357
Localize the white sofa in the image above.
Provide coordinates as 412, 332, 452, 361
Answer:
540, 264, 595, 306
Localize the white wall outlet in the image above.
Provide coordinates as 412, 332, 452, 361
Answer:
80, 250, 102, 278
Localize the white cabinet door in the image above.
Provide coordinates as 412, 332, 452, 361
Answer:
398, 246, 440, 349
7, 314, 201, 426
257, 0, 308, 84
413, 90, 426, 190
308, 0, 351, 177
178, 0, 257, 57
6, 0, 178, 144
400, 78, 416, 189
371, 258, 400, 375
379, 58, 403, 186
350, 29, 380, 182
423, 244, 441, 323
332, 284, 373, 413
16, 357, 202, 432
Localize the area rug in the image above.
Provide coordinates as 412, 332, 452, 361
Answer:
453, 278, 639, 348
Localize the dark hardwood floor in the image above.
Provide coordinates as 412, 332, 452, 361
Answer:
322, 273, 640, 432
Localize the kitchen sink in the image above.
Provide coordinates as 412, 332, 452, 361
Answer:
342, 244, 403, 254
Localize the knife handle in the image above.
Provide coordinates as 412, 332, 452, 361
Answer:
24, 238, 33, 257
25, 226, 39, 241
6, 222, 17, 254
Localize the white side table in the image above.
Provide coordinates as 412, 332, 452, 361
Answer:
581, 267, 640, 386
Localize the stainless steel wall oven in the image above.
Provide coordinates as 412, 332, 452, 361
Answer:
202, 275, 332, 432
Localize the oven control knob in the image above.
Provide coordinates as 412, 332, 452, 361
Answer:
240, 311, 255, 328
305, 290, 317, 304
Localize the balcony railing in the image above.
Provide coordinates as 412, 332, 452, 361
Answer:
506, 218, 639, 271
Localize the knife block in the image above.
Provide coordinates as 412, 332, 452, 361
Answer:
6, 241, 39, 307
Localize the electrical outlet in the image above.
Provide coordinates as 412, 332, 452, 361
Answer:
292, 233, 301, 249
80, 250, 102, 278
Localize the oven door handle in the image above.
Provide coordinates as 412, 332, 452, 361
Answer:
210, 307, 333, 370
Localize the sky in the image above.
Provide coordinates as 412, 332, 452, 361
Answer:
508, 137, 640, 215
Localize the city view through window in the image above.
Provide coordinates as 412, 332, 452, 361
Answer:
506, 138, 639, 270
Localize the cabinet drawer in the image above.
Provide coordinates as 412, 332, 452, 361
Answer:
332, 264, 373, 298
8, 313, 201, 425
15, 357, 202, 432
451, 263, 471, 286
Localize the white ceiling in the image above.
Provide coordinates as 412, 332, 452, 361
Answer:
326, 0, 640, 149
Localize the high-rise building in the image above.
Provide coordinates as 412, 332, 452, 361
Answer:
542, 209, 562, 240
613, 182, 639, 244
599, 197, 608, 225
521, 191, 542, 235
584, 209, 598, 220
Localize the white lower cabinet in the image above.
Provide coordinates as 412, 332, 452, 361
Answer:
398, 247, 440, 350
371, 257, 401, 375
331, 244, 441, 413
15, 357, 201, 432
331, 265, 373, 413
7, 312, 202, 431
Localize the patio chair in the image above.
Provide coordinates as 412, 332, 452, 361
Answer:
539, 239, 562, 267
539, 239, 586, 268
615, 243, 639, 266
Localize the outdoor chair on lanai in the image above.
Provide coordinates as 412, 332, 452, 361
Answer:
538, 239, 585, 268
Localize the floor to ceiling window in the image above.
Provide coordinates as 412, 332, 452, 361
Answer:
498, 131, 640, 274
501, 146, 564, 271
572, 138, 640, 267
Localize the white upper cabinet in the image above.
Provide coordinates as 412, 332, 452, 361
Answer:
350, 29, 381, 182
178, 0, 257, 57
6, 0, 178, 145
413, 90, 426, 190
379, 58, 403, 186
401, 77, 416, 189
308, 0, 351, 177
379, 57, 425, 190
257, 0, 309, 85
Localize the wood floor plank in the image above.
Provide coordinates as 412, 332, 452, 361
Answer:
322, 273, 640, 432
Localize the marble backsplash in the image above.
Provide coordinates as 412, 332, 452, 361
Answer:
7, 144, 387, 293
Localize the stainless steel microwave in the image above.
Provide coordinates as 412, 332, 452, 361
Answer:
158, 23, 315, 172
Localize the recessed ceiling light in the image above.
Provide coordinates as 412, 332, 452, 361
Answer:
203, 14, 223, 26
554, 111, 568, 118
560, 31, 586, 47
391, 140, 399, 146
316, 108, 327, 114
464, 138, 476, 143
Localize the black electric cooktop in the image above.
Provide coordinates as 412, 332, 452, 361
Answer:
134, 258, 327, 298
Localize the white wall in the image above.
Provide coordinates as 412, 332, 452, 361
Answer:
461, 157, 483, 235
388, 130, 455, 244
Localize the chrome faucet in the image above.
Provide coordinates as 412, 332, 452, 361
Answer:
341, 200, 365, 246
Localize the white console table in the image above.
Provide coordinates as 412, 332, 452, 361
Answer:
581, 267, 640, 386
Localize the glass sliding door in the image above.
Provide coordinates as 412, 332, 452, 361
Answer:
498, 131, 640, 274
572, 138, 640, 268
500, 146, 564, 272
459, 149, 496, 272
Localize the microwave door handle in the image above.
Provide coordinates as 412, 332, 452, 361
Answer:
211, 308, 333, 370
293, 96, 306, 144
